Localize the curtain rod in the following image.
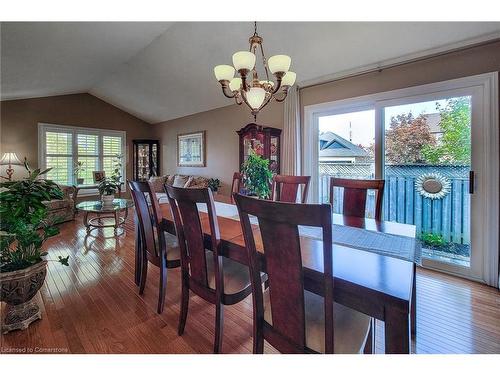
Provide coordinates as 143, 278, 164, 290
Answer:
299, 37, 500, 91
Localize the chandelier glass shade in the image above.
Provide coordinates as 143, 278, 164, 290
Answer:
213, 22, 296, 120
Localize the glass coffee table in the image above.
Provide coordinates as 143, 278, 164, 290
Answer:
76, 199, 133, 235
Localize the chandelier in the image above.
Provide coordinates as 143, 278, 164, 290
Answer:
213, 22, 296, 120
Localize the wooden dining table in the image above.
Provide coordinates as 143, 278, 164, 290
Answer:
134, 195, 416, 354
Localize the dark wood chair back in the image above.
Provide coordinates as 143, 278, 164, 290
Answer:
234, 193, 334, 353
329, 178, 385, 220
165, 186, 223, 293
230, 172, 243, 204
271, 174, 311, 203
128, 180, 165, 265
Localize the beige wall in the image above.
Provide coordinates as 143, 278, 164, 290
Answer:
301, 40, 500, 112
3, 41, 497, 198
0, 93, 152, 194
153, 101, 284, 195
153, 41, 500, 197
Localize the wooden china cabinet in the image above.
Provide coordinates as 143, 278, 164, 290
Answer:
237, 123, 282, 173
132, 139, 160, 181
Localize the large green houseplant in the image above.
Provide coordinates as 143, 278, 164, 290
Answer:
241, 149, 273, 199
0, 161, 69, 333
98, 155, 122, 206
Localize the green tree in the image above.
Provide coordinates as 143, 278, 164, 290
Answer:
385, 113, 436, 164
422, 97, 471, 165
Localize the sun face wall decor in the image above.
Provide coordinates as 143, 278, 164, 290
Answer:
416, 173, 451, 199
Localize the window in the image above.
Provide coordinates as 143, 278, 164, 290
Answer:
304, 72, 499, 286
38, 123, 126, 190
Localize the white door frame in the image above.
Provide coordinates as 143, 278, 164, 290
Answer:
303, 72, 499, 286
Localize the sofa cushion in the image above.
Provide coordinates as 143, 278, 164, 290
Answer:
188, 176, 209, 189
43, 199, 70, 210
149, 176, 166, 193
165, 175, 175, 186
172, 175, 190, 188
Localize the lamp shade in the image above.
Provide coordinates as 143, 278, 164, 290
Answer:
214, 65, 235, 82
246, 87, 266, 110
268, 55, 291, 74
281, 71, 296, 87
0, 152, 23, 166
232, 51, 256, 71
229, 77, 242, 92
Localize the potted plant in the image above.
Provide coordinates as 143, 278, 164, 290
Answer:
73, 161, 85, 185
98, 155, 122, 206
241, 149, 273, 199
208, 178, 221, 194
0, 161, 69, 333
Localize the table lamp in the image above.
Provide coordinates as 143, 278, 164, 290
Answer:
0, 152, 23, 181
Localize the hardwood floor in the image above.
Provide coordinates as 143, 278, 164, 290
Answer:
1, 211, 499, 354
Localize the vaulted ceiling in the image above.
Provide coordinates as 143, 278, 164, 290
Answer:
2, 22, 500, 123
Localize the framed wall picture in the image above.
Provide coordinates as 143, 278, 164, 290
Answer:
92, 170, 106, 183
177, 131, 206, 167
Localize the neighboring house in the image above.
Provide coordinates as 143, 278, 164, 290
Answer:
319, 132, 370, 163
423, 112, 443, 141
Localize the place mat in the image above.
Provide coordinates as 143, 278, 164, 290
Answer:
198, 201, 421, 264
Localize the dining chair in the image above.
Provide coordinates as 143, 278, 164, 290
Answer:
128, 180, 181, 314
230, 172, 243, 203
329, 178, 385, 220
165, 185, 265, 353
271, 174, 311, 203
234, 193, 373, 354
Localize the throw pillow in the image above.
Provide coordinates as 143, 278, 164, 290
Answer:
188, 176, 209, 188
172, 175, 189, 188
165, 175, 175, 186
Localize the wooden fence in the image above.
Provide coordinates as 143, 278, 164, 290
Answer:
320, 173, 471, 245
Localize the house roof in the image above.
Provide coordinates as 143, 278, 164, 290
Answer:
319, 132, 369, 158
423, 113, 442, 134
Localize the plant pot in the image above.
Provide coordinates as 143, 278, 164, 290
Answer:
76, 178, 84, 185
101, 194, 115, 207
0, 260, 47, 334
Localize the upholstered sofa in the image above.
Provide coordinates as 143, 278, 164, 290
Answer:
148, 174, 210, 204
44, 184, 76, 224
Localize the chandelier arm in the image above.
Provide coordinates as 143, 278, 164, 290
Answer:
272, 75, 284, 94
274, 91, 289, 103
257, 93, 274, 112
235, 93, 243, 105
240, 90, 254, 112
221, 84, 236, 98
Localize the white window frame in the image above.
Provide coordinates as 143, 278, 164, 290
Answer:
303, 72, 499, 287
38, 123, 126, 196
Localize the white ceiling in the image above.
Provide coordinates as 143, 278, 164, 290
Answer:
2, 22, 500, 123
1, 22, 172, 99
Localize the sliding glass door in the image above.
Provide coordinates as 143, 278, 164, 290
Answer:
304, 73, 498, 285
380, 94, 474, 275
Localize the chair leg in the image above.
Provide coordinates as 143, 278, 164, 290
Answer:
139, 253, 148, 295
213, 302, 224, 354
363, 318, 375, 354
178, 279, 189, 336
134, 221, 142, 286
157, 260, 167, 314
253, 323, 264, 354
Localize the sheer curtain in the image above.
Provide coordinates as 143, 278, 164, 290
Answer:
281, 86, 301, 175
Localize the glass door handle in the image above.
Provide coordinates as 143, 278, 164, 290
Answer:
469, 170, 475, 194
